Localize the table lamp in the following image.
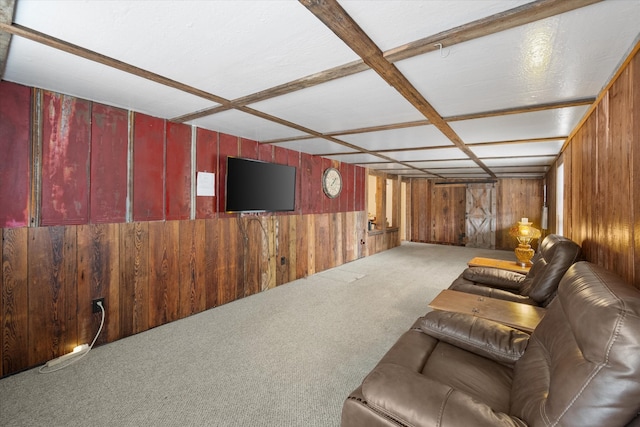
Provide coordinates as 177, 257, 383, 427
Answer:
509, 217, 541, 267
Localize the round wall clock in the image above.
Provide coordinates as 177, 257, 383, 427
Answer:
322, 167, 342, 198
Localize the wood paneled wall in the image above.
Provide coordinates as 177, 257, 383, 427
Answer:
409, 179, 543, 250
553, 44, 640, 288
0, 81, 373, 377
0, 212, 367, 377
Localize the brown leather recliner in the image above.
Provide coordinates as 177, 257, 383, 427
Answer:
449, 234, 581, 306
341, 261, 640, 427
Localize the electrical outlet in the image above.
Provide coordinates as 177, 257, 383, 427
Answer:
92, 298, 105, 313
280, 256, 286, 265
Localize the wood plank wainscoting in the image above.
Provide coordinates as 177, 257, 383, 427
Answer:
0, 212, 372, 377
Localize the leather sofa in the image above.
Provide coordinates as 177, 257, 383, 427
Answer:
449, 234, 581, 307
341, 261, 640, 427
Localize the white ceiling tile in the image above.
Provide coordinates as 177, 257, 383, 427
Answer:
405, 159, 477, 169
250, 69, 424, 133
396, 1, 640, 116
189, 110, 308, 142
386, 147, 467, 162
482, 156, 555, 167
470, 140, 564, 158
4, 38, 216, 119
451, 109, 586, 143
339, 1, 536, 51
339, 125, 452, 150
272, 139, 357, 155
13, 0, 359, 100
327, 153, 390, 164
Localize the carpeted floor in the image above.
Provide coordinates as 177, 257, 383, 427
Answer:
0, 242, 514, 427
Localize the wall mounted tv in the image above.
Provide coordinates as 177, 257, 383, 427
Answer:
225, 157, 297, 212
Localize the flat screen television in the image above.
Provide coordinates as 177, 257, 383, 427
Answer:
225, 157, 296, 212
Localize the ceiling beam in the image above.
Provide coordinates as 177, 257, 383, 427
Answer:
0, 22, 232, 107
0, 0, 15, 79
172, 0, 601, 124
302, 0, 497, 176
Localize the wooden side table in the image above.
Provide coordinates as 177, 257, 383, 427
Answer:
428, 289, 546, 333
467, 256, 530, 275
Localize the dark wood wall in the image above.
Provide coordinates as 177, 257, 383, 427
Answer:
408, 179, 543, 250
551, 44, 640, 289
0, 81, 376, 377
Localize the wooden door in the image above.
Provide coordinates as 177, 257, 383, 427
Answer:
466, 184, 496, 249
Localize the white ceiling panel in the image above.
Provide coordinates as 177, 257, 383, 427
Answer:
451, 109, 586, 144
327, 153, 389, 164
339, 1, 536, 51
250, 69, 424, 133
189, 110, 308, 142
13, 0, 359, 100
339, 125, 452, 150
386, 147, 467, 162
4, 38, 216, 119
397, 1, 640, 116
405, 159, 477, 169
482, 156, 556, 167
491, 166, 549, 173
470, 141, 564, 158
272, 138, 357, 156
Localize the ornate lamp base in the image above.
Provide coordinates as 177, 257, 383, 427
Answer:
514, 243, 535, 267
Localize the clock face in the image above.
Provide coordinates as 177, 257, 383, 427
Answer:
322, 167, 342, 198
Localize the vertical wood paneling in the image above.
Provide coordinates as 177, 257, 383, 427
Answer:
217, 217, 241, 305
258, 142, 273, 162
314, 213, 331, 272
195, 128, 218, 219
430, 185, 465, 245
495, 179, 543, 250
119, 222, 149, 336
287, 149, 301, 215
240, 138, 258, 159
0, 82, 31, 228
28, 226, 77, 364
300, 153, 315, 214
133, 113, 165, 221
148, 221, 180, 328
41, 93, 90, 225
2, 227, 29, 375
178, 220, 206, 318
203, 218, 219, 309
166, 122, 192, 220
632, 54, 640, 288
77, 223, 120, 345
90, 104, 128, 223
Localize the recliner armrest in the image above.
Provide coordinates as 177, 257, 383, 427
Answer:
418, 311, 530, 365
361, 363, 527, 427
447, 283, 539, 306
462, 267, 525, 290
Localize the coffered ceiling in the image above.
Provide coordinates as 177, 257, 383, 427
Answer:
1, 0, 639, 179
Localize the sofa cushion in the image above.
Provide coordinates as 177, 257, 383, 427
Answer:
418, 311, 529, 366
511, 262, 640, 426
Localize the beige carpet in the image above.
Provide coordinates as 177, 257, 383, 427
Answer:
0, 242, 514, 427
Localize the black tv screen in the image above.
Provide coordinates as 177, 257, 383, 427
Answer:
225, 157, 296, 212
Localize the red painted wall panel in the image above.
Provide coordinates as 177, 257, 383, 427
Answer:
258, 143, 273, 162
218, 133, 239, 215
41, 92, 90, 225
133, 113, 165, 221
240, 138, 258, 160
355, 165, 365, 211
0, 82, 31, 228
196, 128, 218, 219
340, 162, 353, 212
300, 153, 322, 214
165, 122, 191, 220
90, 104, 128, 223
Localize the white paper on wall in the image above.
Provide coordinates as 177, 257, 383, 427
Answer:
196, 172, 215, 196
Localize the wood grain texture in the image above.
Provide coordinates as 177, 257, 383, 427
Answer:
2, 227, 28, 375
148, 221, 179, 328
119, 221, 149, 335
77, 223, 120, 345
28, 226, 78, 365
553, 47, 639, 288
178, 220, 206, 318
203, 218, 219, 309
